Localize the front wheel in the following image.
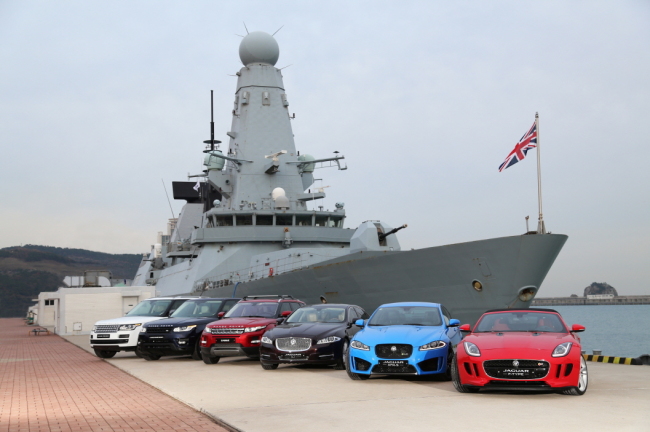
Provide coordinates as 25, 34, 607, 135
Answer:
134, 347, 145, 358
93, 349, 116, 359
563, 357, 588, 396
202, 355, 220, 365
143, 354, 161, 361
451, 358, 479, 393
333, 340, 348, 370
261, 363, 278, 370
345, 345, 370, 380
191, 342, 202, 361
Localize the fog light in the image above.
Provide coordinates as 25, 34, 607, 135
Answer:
472, 280, 483, 292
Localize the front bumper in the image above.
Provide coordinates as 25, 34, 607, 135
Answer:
456, 354, 582, 390
259, 340, 342, 365
348, 345, 449, 376
137, 333, 197, 356
200, 331, 264, 358
89, 330, 140, 351
201, 343, 260, 358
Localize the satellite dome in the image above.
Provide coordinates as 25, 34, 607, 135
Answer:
239, 31, 280, 66
271, 187, 286, 200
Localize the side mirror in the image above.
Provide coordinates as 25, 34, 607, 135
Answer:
276, 317, 285, 324
281, 310, 292, 317
448, 319, 461, 327
571, 324, 585, 332
355, 319, 365, 327
217, 312, 225, 319
459, 324, 471, 332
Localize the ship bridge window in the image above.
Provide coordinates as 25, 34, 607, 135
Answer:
235, 215, 253, 226
328, 217, 343, 228
315, 215, 328, 227
276, 215, 293, 226
296, 215, 312, 226
215, 216, 234, 226
256, 215, 273, 226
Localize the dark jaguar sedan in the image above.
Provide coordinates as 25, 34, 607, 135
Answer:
259, 303, 368, 370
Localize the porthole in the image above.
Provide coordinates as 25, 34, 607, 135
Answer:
472, 280, 483, 292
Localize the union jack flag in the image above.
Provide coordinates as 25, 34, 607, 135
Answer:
498, 121, 537, 172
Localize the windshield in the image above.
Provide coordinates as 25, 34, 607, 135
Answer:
474, 312, 568, 333
126, 300, 172, 317
225, 302, 278, 318
286, 307, 347, 323
369, 306, 442, 326
171, 300, 223, 318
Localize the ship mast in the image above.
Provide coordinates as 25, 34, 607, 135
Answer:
536, 112, 546, 234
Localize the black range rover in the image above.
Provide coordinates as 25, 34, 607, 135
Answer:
137, 297, 240, 361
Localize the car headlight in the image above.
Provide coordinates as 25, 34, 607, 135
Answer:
463, 341, 481, 357
261, 336, 273, 344
244, 325, 267, 333
351, 340, 370, 351
317, 336, 341, 345
141, 327, 147, 333
118, 324, 142, 331
552, 342, 573, 357
419, 340, 447, 351
173, 325, 197, 332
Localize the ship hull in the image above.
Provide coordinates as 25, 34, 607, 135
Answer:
194, 233, 567, 325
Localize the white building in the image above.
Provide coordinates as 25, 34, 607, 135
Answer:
34, 286, 156, 335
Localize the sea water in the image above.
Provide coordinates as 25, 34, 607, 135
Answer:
539, 305, 650, 358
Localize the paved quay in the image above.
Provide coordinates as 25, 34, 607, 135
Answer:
0, 319, 227, 432
64, 333, 650, 432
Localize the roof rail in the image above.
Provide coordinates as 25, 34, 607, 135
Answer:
242, 295, 295, 301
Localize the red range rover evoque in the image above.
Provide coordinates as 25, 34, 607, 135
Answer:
200, 295, 305, 364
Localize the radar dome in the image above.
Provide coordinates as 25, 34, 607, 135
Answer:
239, 31, 280, 66
271, 187, 286, 200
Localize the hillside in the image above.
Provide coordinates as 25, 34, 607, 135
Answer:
0, 245, 143, 318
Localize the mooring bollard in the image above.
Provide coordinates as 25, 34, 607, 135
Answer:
593, 349, 602, 355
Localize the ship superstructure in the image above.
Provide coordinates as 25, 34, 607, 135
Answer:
133, 31, 567, 325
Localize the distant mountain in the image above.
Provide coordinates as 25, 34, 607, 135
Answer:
0, 245, 143, 318
583, 282, 618, 297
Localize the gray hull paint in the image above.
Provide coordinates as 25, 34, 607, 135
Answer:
199, 233, 567, 325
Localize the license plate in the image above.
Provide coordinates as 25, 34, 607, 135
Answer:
97, 334, 110, 338
280, 354, 306, 360
379, 360, 407, 367
218, 339, 235, 343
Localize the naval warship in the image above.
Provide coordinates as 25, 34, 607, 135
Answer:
132, 31, 567, 324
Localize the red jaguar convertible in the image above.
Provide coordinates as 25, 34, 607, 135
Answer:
452, 308, 588, 395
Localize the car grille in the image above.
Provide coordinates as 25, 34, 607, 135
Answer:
95, 325, 119, 333
276, 337, 311, 352
372, 364, 417, 374
91, 339, 128, 344
375, 344, 412, 359
210, 327, 244, 335
483, 359, 550, 380
146, 327, 172, 334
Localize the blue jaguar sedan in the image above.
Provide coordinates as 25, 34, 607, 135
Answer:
346, 302, 462, 380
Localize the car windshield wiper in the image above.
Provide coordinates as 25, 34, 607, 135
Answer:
244, 315, 270, 318
404, 323, 426, 326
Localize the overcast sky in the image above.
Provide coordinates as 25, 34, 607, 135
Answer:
1, 1, 648, 296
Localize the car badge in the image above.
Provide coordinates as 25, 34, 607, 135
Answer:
391, 346, 397, 352
291, 338, 296, 346
513, 360, 520, 367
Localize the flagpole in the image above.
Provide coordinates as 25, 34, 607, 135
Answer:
536, 112, 546, 234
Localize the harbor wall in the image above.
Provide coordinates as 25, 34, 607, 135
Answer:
532, 295, 650, 306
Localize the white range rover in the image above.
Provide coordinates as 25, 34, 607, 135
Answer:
90, 296, 195, 358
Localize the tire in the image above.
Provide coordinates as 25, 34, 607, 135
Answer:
142, 354, 161, 361
432, 349, 454, 381
345, 346, 370, 380
261, 363, 279, 370
563, 357, 588, 396
134, 347, 145, 358
191, 342, 202, 361
451, 358, 479, 393
202, 355, 220, 365
93, 349, 116, 359
333, 340, 348, 370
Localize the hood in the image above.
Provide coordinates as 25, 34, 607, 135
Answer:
94, 316, 166, 326
465, 332, 576, 358
266, 322, 344, 341
143, 317, 217, 328
355, 325, 448, 347
207, 317, 276, 328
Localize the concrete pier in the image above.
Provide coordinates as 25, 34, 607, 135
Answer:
532, 295, 650, 306
61, 332, 650, 432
